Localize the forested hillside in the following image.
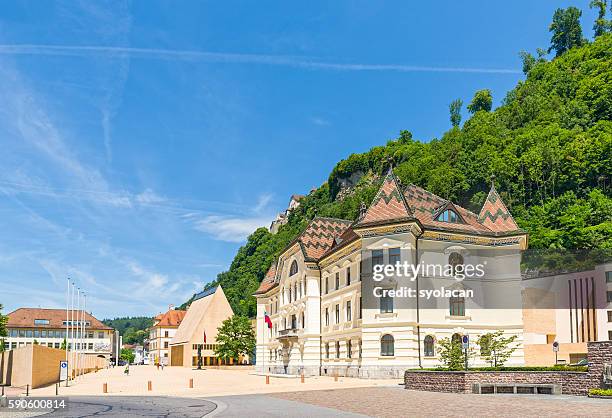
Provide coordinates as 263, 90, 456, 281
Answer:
102, 316, 153, 345
184, 10, 612, 318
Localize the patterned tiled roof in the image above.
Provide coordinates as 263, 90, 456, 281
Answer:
357, 169, 412, 226
298, 217, 353, 260
254, 262, 278, 295
404, 184, 493, 234
478, 185, 519, 233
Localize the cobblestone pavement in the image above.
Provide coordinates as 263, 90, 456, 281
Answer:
272, 386, 612, 417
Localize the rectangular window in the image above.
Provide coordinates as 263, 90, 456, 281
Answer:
335, 304, 340, 324
359, 260, 362, 281
10, 329, 17, 337
372, 250, 383, 271
99, 332, 105, 338
325, 343, 329, 359
336, 341, 340, 359
164, 331, 169, 338
380, 295, 393, 313
325, 308, 329, 326
609, 330, 612, 341
608, 311, 612, 322
19, 330, 25, 338
346, 267, 351, 286
388, 247, 401, 265
88, 343, 93, 350
346, 301, 352, 321
164, 341, 169, 348
359, 296, 362, 319
347, 340, 352, 359
34, 319, 50, 325
26, 330, 33, 338
325, 277, 329, 294
335, 272, 340, 290
41, 330, 47, 338
606, 271, 612, 283
607, 291, 612, 303
33, 330, 40, 338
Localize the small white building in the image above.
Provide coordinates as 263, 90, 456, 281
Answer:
148, 307, 186, 365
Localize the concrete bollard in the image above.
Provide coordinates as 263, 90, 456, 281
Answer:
103, 383, 108, 393
301, 373, 304, 383
189, 378, 193, 388
147, 381, 152, 391
265, 375, 270, 385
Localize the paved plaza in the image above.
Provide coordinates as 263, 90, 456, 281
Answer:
26, 366, 400, 398
3, 368, 611, 417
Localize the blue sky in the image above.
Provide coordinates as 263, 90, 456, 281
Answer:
0, 1, 598, 319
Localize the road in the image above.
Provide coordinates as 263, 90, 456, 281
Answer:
25, 395, 366, 417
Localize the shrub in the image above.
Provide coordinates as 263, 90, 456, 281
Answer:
589, 388, 612, 396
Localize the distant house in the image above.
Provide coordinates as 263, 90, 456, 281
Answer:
169, 286, 234, 367
4, 307, 113, 359
148, 306, 186, 365
270, 194, 305, 234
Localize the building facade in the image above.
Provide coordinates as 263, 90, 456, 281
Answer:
4, 308, 113, 359
148, 307, 186, 365
255, 169, 529, 378
169, 286, 234, 367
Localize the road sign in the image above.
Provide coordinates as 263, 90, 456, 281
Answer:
462, 335, 469, 350
59, 361, 68, 381
552, 341, 559, 352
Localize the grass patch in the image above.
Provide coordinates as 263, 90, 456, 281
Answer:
589, 388, 612, 397
409, 365, 588, 372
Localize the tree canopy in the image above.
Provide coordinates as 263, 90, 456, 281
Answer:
102, 316, 153, 345
214, 315, 255, 361
466, 89, 492, 113
549, 7, 585, 56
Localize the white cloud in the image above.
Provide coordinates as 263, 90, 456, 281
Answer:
253, 193, 273, 213
135, 188, 166, 204
0, 44, 522, 74
194, 215, 271, 243
311, 117, 331, 126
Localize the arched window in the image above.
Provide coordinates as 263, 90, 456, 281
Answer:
381, 334, 394, 356
448, 252, 464, 277
424, 335, 435, 357
449, 295, 465, 317
289, 260, 298, 276
436, 209, 460, 223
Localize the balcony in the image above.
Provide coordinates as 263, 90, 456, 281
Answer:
277, 328, 299, 340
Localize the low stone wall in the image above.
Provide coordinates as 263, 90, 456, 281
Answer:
404, 341, 612, 396
404, 370, 590, 396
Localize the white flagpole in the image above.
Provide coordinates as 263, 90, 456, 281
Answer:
77, 288, 81, 380
70, 282, 75, 382
82, 294, 87, 376
80, 292, 84, 378
65, 278, 69, 386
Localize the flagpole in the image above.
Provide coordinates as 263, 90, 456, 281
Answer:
82, 293, 87, 376
70, 282, 75, 383
65, 278, 70, 386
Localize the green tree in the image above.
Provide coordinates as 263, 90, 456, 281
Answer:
436, 336, 475, 370
449, 99, 463, 127
466, 89, 492, 113
214, 315, 255, 361
0, 339, 5, 352
61, 338, 67, 350
590, 0, 610, 37
120, 348, 135, 364
0, 304, 7, 339
519, 51, 536, 75
549, 7, 585, 56
477, 331, 518, 367
33, 339, 39, 345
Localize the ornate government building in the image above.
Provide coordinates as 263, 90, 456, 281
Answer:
254, 169, 529, 377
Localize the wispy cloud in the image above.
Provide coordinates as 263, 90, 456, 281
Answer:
135, 188, 166, 205
311, 117, 331, 126
0, 44, 522, 74
193, 215, 271, 243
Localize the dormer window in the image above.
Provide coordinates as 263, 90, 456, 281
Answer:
436, 209, 460, 223
289, 260, 298, 276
